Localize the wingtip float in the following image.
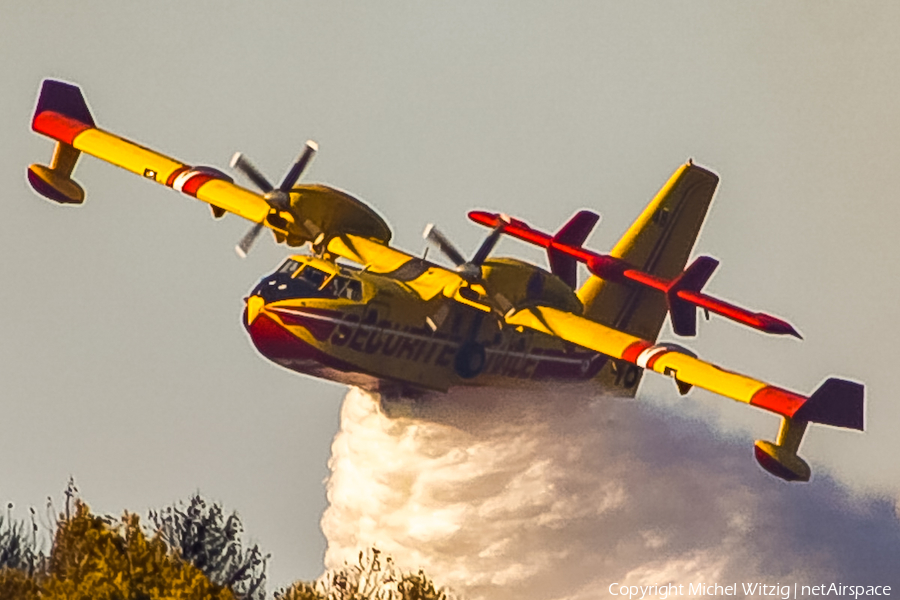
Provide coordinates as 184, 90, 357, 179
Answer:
28, 78, 863, 483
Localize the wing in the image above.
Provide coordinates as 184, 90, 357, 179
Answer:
28, 80, 271, 223
507, 304, 864, 482
29, 80, 398, 253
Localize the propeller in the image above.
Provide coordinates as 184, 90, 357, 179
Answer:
423, 216, 514, 316
230, 140, 318, 257
423, 217, 507, 282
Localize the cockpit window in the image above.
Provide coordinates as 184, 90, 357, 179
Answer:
322, 276, 363, 301
344, 280, 362, 301
343, 280, 362, 301
297, 266, 329, 289
250, 261, 365, 304
322, 276, 344, 297
277, 259, 301, 275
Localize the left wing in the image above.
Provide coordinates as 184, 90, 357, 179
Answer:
29, 79, 395, 252
507, 305, 864, 482
28, 79, 271, 223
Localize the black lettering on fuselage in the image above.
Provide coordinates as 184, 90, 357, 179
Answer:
330, 313, 359, 347
395, 333, 420, 360
421, 341, 440, 364
435, 344, 455, 367
348, 325, 369, 352
364, 322, 386, 354
381, 330, 401, 357
324, 306, 547, 381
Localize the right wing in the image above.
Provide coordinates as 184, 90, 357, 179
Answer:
507, 304, 864, 482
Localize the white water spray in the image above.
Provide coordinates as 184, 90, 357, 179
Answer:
322, 386, 900, 599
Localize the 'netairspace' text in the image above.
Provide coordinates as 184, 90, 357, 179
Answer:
608, 583, 892, 599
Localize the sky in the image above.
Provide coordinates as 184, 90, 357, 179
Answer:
2, 1, 899, 594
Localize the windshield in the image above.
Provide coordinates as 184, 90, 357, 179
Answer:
277, 259, 301, 275
322, 275, 363, 301
250, 261, 363, 303
298, 265, 329, 288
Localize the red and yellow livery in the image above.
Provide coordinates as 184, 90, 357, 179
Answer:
28, 79, 864, 482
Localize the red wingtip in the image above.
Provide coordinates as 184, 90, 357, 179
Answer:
754, 313, 802, 338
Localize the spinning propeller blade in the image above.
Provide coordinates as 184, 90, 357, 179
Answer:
424, 217, 509, 285
230, 141, 318, 257
423, 224, 467, 267
470, 215, 509, 266
235, 221, 265, 258
279, 141, 318, 193
230, 152, 273, 193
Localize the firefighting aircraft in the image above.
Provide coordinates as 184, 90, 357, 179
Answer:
28, 79, 864, 482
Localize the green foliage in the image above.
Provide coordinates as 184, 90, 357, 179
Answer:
0, 495, 237, 600
0, 567, 41, 600
42, 500, 236, 600
396, 572, 447, 600
0, 504, 44, 575
149, 494, 268, 600
3, 487, 456, 600
275, 580, 325, 600
275, 548, 451, 600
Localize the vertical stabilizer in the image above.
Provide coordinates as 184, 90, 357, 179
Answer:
578, 162, 719, 341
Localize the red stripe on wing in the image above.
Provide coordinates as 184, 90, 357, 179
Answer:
179, 173, 216, 197
32, 111, 93, 145
166, 166, 191, 187
750, 386, 806, 418
622, 340, 654, 364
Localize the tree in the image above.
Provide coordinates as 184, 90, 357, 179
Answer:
0, 503, 44, 600
0, 504, 43, 575
149, 494, 268, 600
275, 548, 453, 600
41, 500, 236, 600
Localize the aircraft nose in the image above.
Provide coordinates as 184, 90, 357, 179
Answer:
246, 295, 265, 326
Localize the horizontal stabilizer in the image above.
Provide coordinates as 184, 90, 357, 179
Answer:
468, 209, 800, 337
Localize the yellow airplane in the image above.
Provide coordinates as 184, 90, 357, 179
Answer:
28, 79, 864, 482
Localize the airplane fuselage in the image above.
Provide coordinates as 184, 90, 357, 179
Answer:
244, 255, 638, 396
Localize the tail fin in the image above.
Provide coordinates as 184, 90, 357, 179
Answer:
28, 79, 96, 205
578, 162, 719, 341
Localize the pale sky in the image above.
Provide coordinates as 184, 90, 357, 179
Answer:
2, 1, 899, 590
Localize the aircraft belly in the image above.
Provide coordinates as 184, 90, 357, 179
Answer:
246, 301, 633, 395
246, 305, 456, 393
